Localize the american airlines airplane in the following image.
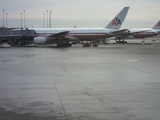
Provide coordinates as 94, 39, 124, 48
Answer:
127, 20, 160, 39
106, 20, 160, 43
29, 7, 130, 47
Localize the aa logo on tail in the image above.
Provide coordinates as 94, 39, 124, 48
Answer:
157, 22, 160, 26
112, 17, 121, 26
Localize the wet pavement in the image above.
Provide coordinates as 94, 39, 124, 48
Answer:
0, 44, 160, 120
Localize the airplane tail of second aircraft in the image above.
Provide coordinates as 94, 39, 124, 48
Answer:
152, 20, 160, 29
105, 7, 129, 30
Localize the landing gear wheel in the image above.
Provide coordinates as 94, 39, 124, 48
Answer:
93, 43, 98, 47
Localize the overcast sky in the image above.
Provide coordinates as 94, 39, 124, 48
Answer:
0, 0, 160, 28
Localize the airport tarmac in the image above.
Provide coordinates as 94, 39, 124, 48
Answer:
0, 43, 160, 120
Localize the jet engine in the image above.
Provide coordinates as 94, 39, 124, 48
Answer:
106, 37, 116, 40
127, 35, 134, 39
65, 36, 79, 42
34, 37, 46, 44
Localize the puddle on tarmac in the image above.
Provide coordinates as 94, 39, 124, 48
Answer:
21, 101, 54, 107
0, 101, 66, 119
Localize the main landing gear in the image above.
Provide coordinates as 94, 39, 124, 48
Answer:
82, 41, 99, 47
57, 43, 72, 47
116, 39, 127, 44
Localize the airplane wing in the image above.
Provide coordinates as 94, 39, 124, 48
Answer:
46, 31, 70, 39
108, 29, 129, 35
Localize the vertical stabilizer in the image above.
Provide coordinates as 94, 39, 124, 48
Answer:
105, 7, 129, 29
152, 20, 160, 29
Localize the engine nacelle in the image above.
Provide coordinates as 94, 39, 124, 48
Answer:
34, 37, 46, 44
65, 36, 79, 41
105, 37, 116, 40
127, 35, 134, 39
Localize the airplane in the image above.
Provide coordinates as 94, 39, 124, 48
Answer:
28, 7, 130, 47
128, 20, 160, 39
105, 20, 160, 43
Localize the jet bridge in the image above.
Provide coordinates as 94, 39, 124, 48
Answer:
0, 28, 35, 46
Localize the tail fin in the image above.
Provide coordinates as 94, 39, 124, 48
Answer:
105, 7, 129, 29
152, 20, 160, 29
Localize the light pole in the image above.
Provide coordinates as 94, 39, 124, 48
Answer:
21, 13, 22, 28
43, 13, 45, 28
49, 11, 52, 28
47, 10, 48, 28
3, 9, 5, 28
6, 13, 8, 28
23, 10, 25, 28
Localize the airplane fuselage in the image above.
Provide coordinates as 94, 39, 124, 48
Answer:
128, 28, 159, 39
33, 28, 116, 41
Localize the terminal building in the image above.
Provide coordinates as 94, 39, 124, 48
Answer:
0, 27, 35, 46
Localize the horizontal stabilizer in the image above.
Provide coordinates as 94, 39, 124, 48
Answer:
108, 29, 129, 35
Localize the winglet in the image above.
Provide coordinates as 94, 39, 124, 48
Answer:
105, 7, 129, 29
152, 20, 160, 29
